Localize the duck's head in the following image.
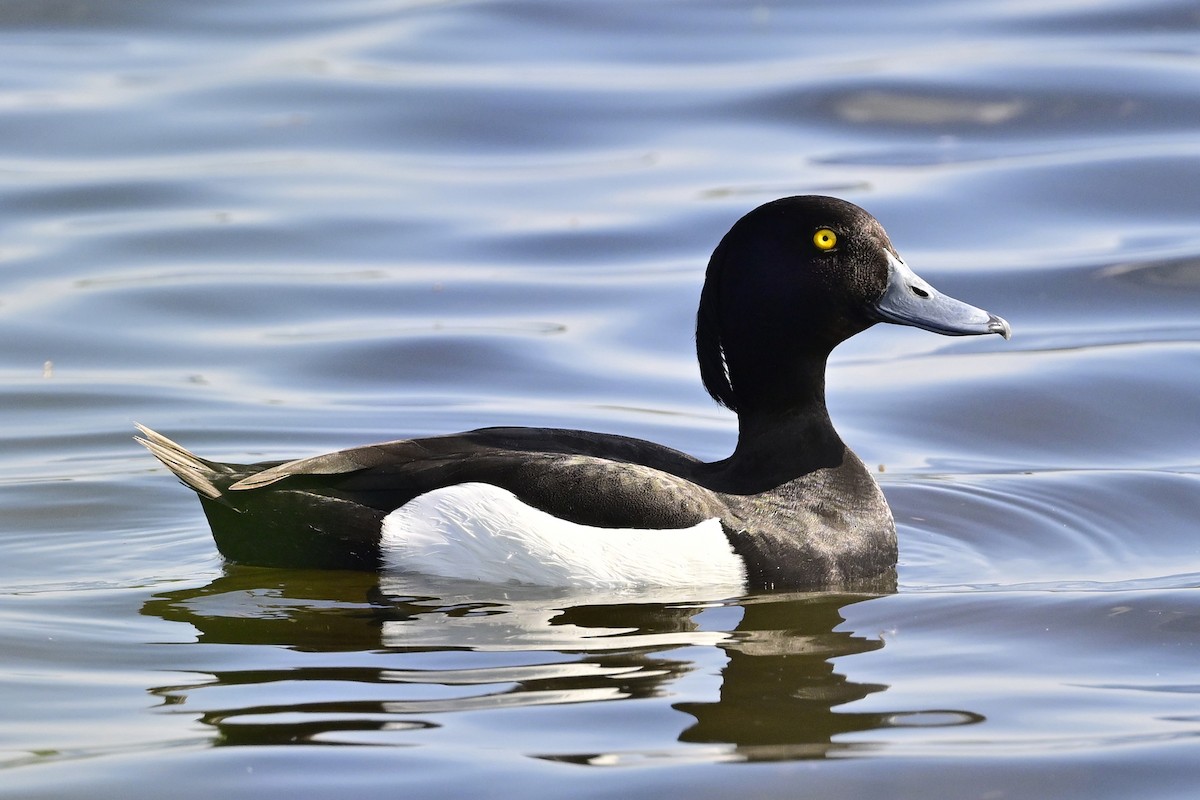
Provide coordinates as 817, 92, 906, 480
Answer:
696, 195, 1010, 413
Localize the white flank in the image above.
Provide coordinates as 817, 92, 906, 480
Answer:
381, 482, 747, 589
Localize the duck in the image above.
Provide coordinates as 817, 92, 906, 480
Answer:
137, 195, 1010, 591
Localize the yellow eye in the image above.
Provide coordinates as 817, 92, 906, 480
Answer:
813, 228, 837, 251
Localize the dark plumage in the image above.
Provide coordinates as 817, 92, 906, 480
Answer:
138, 196, 1010, 590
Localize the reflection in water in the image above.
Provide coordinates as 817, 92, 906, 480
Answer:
142, 567, 981, 763
674, 594, 890, 761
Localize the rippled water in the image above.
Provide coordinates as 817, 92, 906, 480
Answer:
3, 1, 1200, 798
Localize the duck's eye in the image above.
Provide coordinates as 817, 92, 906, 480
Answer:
812, 228, 837, 251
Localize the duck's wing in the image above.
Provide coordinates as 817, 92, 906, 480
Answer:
229, 426, 704, 491
225, 427, 721, 531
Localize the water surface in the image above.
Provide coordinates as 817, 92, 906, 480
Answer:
2, 1, 1200, 798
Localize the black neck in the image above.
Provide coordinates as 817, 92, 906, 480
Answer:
701, 349, 848, 494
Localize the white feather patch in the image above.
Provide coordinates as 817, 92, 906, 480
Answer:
381, 482, 747, 589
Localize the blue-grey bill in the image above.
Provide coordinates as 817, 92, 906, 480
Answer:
875, 252, 1011, 340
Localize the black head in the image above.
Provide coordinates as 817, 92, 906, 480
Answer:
696, 196, 1009, 414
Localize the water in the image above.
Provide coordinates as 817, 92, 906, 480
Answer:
3, 0, 1200, 797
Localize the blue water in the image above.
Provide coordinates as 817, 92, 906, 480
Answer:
3, 1, 1200, 798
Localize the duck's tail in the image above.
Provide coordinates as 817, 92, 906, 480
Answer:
134, 423, 226, 500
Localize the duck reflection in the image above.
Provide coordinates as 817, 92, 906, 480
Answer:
142, 566, 980, 761
673, 592, 891, 760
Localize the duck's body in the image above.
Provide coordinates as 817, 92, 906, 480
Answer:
138, 420, 891, 589
139, 196, 1009, 591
